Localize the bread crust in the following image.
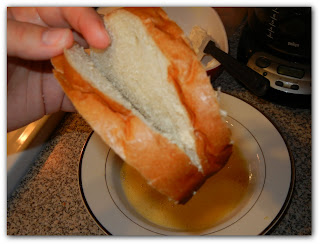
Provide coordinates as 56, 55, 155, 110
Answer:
51, 7, 232, 203
122, 8, 232, 175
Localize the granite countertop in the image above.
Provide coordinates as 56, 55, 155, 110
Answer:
7, 20, 311, 236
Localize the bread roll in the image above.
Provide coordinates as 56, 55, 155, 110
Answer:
51, 7, 232, 203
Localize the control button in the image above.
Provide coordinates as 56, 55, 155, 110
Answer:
275, 80, 284, 87
256, 57, 271, 68
291, 84, 299, 90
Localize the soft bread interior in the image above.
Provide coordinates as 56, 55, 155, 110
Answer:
64, 9, 201, 171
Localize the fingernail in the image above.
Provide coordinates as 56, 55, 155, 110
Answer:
42, 28, 70, 46
97, 22, 111, 48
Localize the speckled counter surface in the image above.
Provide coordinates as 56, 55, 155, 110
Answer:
7, 21, 311, 235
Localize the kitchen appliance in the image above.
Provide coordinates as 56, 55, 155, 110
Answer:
200, 37, 269, 97
237, 7, 311, 107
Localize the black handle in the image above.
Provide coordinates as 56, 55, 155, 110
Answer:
204, 41, 270, 97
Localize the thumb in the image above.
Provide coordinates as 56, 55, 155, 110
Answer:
7, 19, 73, 60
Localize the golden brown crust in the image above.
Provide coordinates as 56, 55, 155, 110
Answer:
51, 7, 232, 203
52, 54, 205, 203
123, 7, 232, 175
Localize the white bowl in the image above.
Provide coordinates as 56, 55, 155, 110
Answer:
80, 93, 293, 235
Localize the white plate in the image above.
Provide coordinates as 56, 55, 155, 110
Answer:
79, 93, 294, 235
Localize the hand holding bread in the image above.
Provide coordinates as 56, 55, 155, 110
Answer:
7, 7, 110, 132
51, 7, 232, 203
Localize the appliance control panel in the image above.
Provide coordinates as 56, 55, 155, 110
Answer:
247, 52, 311, 95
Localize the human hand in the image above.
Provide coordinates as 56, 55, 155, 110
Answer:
7, 7, 110, 132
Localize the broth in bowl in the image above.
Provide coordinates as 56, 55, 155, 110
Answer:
120, 145, 249, 231
105, 115, 265, 235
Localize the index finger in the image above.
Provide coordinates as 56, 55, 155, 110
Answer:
37, 7, 110, 49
